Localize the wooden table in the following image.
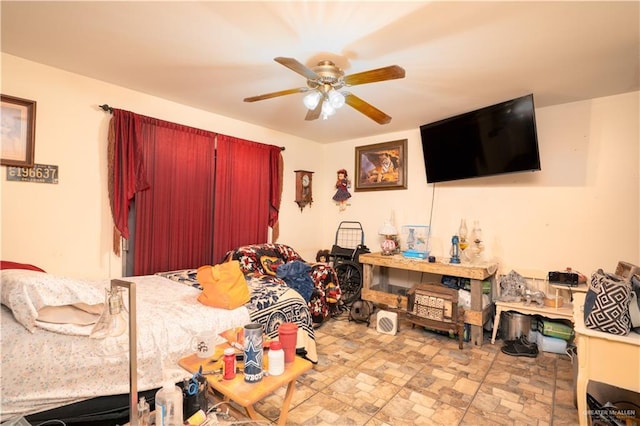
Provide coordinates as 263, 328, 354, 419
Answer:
179, 350, 313, 425
359, 252, 498, 346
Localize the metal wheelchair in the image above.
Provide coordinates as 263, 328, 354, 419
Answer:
329, 221, 370, 306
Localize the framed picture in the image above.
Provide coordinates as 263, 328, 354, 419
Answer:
1, 94, 37, 167
354, 139, 407, 191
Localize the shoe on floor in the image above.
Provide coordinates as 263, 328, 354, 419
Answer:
503, 335, 536, 349
501, 339, 539, 357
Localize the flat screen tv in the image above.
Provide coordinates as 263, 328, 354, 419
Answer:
420, 94, 541, 183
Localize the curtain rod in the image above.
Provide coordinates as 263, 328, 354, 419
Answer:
98, 103, 285, 151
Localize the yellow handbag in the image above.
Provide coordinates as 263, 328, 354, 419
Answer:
196, 260, 250, 309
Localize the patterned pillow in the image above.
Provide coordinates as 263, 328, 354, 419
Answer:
260, 256, 284, 276
585, 269, 632, 335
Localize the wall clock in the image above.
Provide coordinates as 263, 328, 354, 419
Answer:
294, 170, 313, 211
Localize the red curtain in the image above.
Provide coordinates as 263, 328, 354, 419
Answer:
108, 109, 149, 241
133, 118, 217, 275
213, 135, 283, 263
108, 110, 283, 275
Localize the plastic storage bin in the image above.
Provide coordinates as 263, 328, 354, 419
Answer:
533, 330, 568, 354
537, 319, 574, 341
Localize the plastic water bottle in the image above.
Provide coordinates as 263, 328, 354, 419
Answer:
137, 396, 150, 426
155, 381, 183, 426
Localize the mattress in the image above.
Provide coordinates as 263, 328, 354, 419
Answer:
0, 272, 251, 420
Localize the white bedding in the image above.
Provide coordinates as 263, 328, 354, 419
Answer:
0, 273, 251, 420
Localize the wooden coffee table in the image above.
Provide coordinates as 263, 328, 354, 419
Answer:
179, 349, 313, 425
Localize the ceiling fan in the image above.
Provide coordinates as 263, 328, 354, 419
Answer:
244, 57, 405, 124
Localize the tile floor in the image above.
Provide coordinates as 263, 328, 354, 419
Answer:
217, 311, 578, 425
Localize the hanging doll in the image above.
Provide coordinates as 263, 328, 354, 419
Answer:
332, 168, 352, 211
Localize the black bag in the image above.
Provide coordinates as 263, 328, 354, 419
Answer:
584, 269, 632, 336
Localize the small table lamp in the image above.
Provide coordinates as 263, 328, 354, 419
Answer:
378, 221, 398, 255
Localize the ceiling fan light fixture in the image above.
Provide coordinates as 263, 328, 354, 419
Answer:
247, 57, 404, 124
303, 91, 322, 110
321, 99, 336, 120
328, 89, 345, 109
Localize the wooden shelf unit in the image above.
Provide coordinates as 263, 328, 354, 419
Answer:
490, 282, 588, 344
359, 252, 498, 346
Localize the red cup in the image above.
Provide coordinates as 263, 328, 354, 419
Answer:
278, 322, 298, 363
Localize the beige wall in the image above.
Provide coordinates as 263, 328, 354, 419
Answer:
320, 92, 640, 278
2, 53, 638, 280
0, 54, 327, 278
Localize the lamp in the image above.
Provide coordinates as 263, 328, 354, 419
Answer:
378, 221, 398, 255
303, 87, 346, 120
303, 91, 321, 110
92, 280, 138, 425
321, 100, 335, 120
327, 89, 345, 108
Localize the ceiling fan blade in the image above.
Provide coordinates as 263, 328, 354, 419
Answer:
343, 65, 405, 86
274, 57, 320, 81
243, 87, 308, 102
344, 93, 392, 125
304, 100, 322, 121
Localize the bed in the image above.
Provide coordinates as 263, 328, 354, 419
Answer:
0, 258, 319, 422
156, 266, 319, 364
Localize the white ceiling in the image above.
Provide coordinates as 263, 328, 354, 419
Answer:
2, 1, 638, 143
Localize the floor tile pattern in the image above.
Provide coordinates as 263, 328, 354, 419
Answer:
216, 311, 577, 425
